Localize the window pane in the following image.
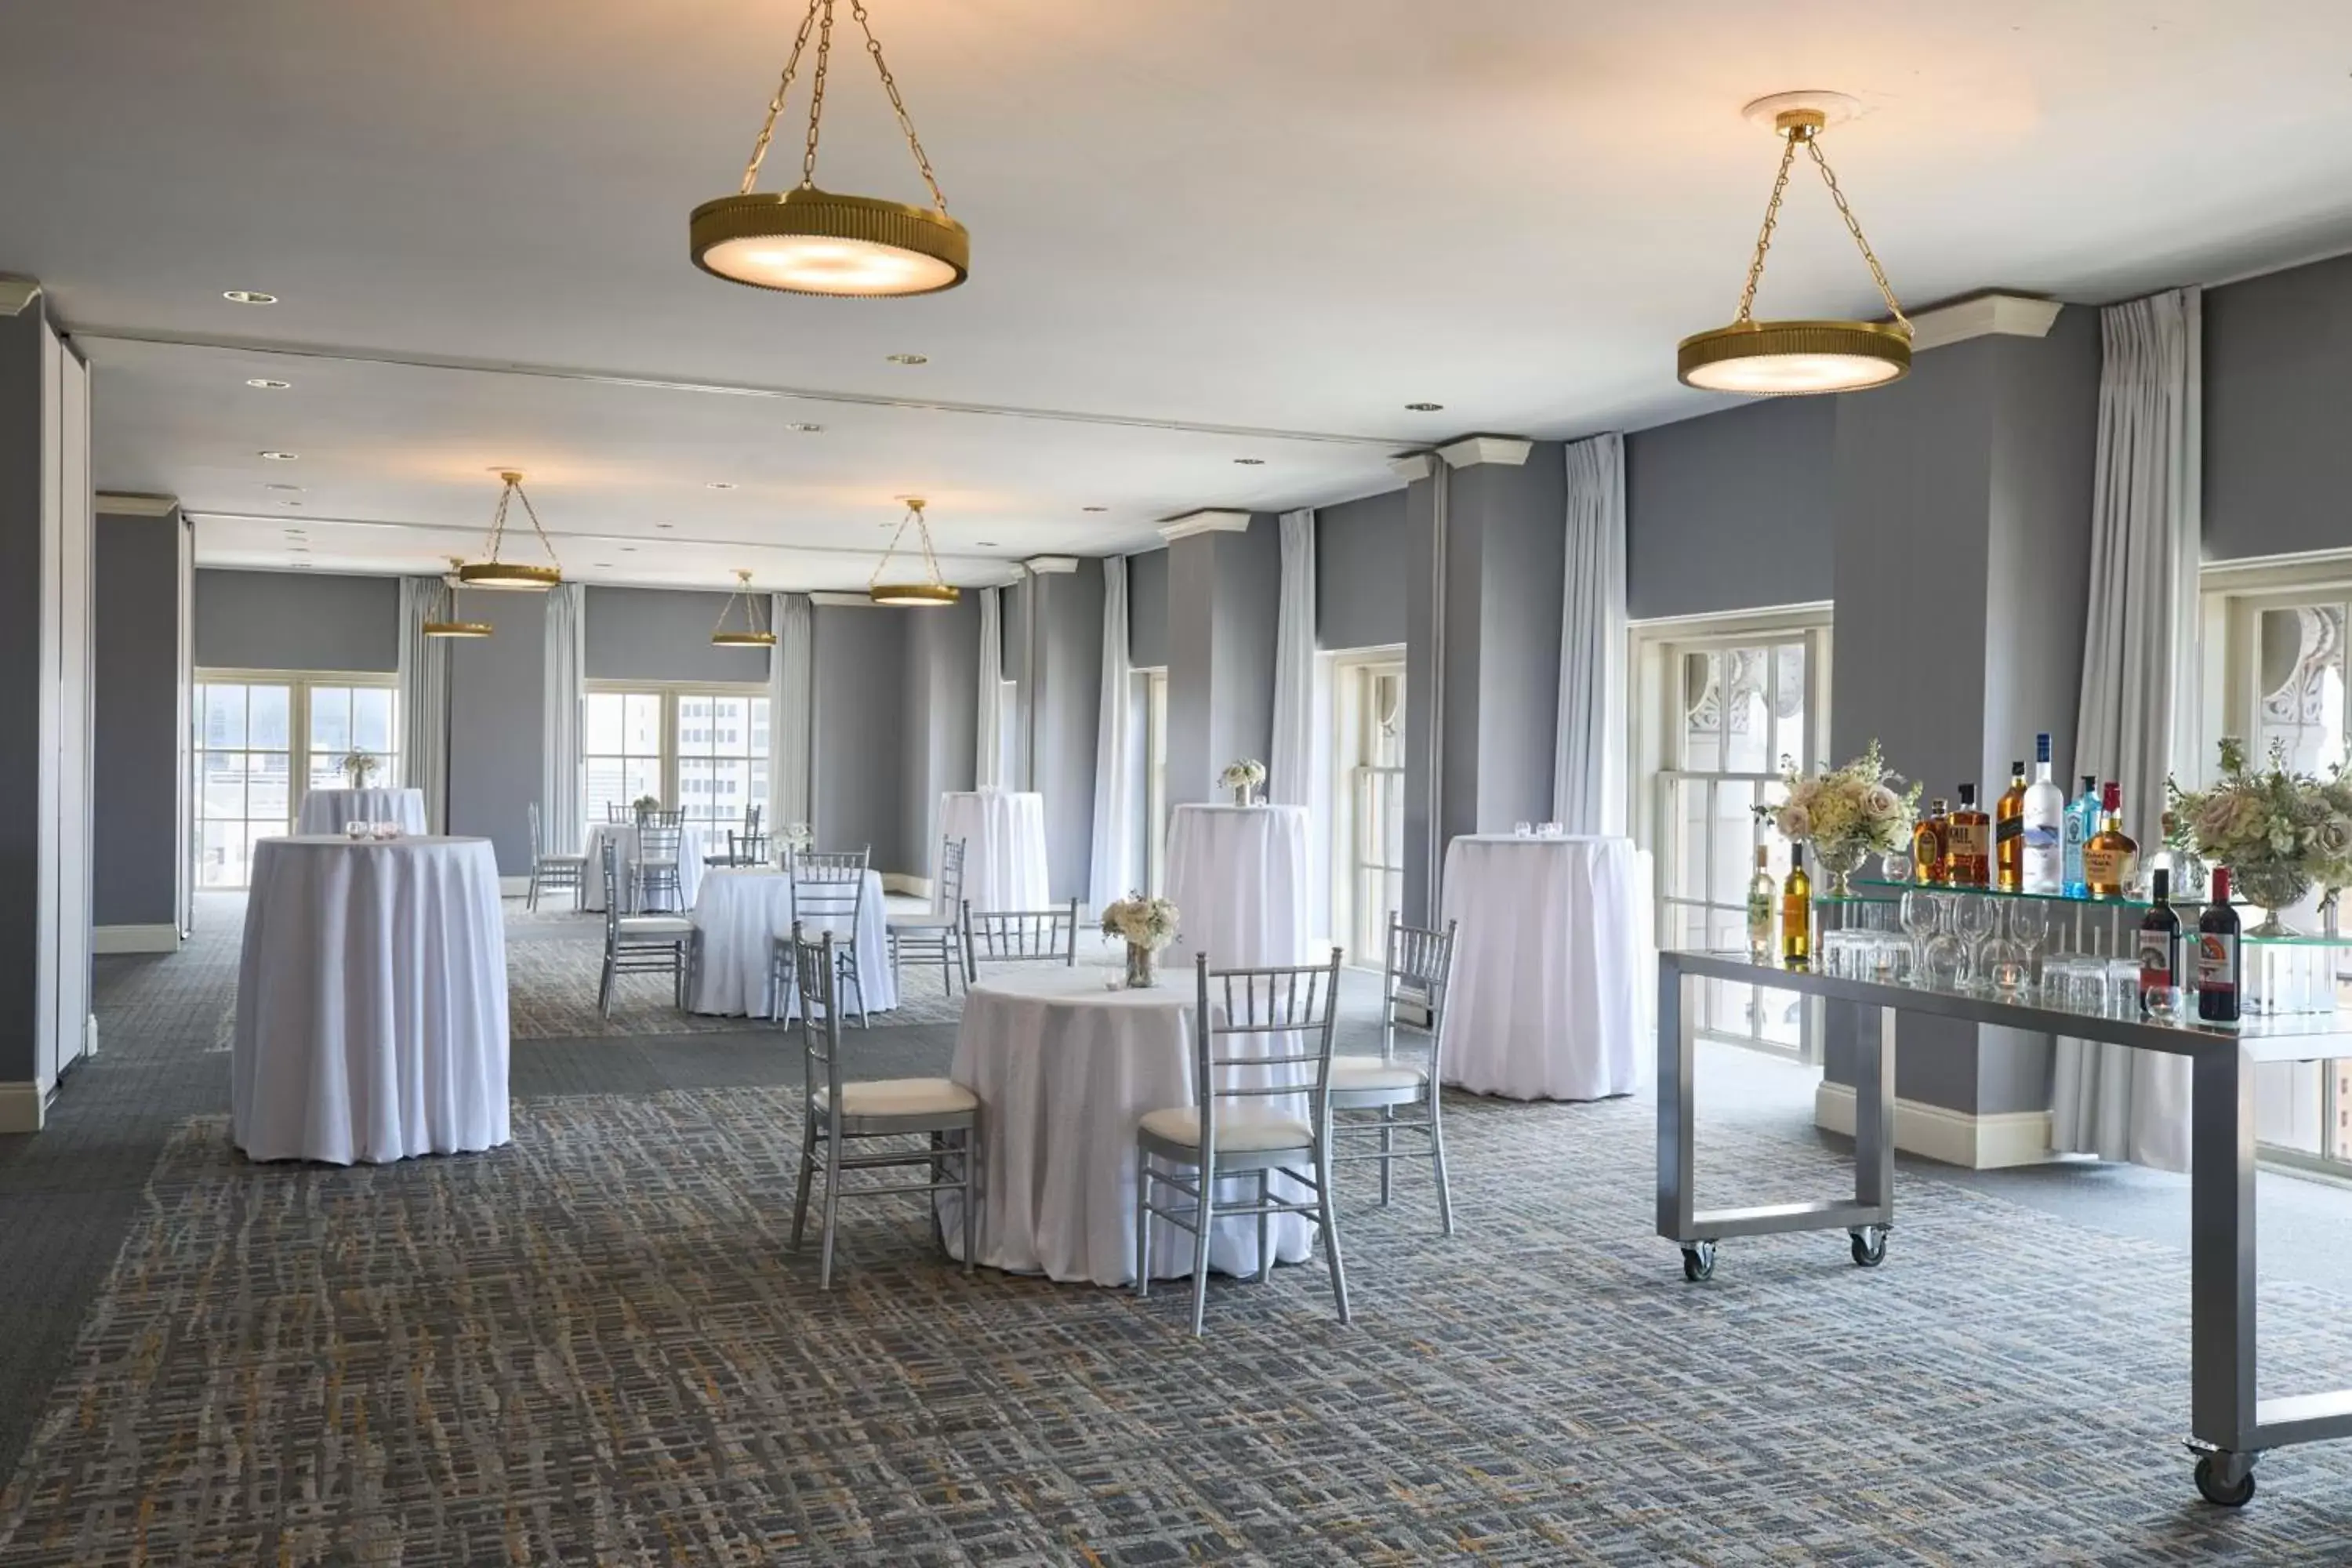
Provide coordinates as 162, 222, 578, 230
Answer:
202, 684, 246, 749
624, 757, 662, 804
199, 820, 246, 887
1773, 642, 1808, 772
1721, 646, 1771, 774
352, 688, 394, 753
625, 695, 662, 753
678, 757, 714, 813
586, 692, 625, 754
201, 753, 246, 820
1680, 652, 1720, 772
2258, 605, 2346, 779
750, 699, 771, 754
310, 688, 353, 755
251, 753, 291, 820
251, 685, 292, 750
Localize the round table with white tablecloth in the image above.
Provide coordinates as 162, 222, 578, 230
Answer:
230, 836, 510, 1164
688, 866, 898, 1019
296, 786, 427, 837
1163, 803, 1312, 973
580, 821, 709, 913
937, 790, 1050, 913
1439, 833, 1639, 1102
939, 967, 1314, 1284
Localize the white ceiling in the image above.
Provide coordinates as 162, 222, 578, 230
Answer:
8, 0, 2352, 586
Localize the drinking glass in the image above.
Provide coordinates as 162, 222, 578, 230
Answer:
2103, 958, 2142, 1018
1514, 821, 1533, 838
1866, 933, 1906, 984
1922, 928, 1967, 991
1951, 895, 2001, 990
1540, 822, 1563, 837
1820, 929, 1853, 978
2039, 955, 2083, 1010
2008, 899, 2050, 985
1982, 935, 2031, 996
1900, 890, 1944, 975
343, 819, 369, 840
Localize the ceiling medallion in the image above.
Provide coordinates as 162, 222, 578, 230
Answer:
691, 0, 968, 297
458, 470, 564, 590
869, 497, 960, 607
712, 569, 782, 645
1678, 93, 1912, 396
423, 557, 495, 638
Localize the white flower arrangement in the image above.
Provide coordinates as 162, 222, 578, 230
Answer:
339, 750, 380, 783
2171, 737, 2352, 887
783, 821, 815, 854
1100, 893, 1179, 951
1755, 739, 1920, 863
1218, 759, 1267, 803
630, 793, 662, 817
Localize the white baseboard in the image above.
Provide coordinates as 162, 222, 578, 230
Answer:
883, 873, 931, 898
0, 1081, 47, 1133
499, 875, 532, 896
1814, 1081, 2055, 1170
93, 924, 181, 954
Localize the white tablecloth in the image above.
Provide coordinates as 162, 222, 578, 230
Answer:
1439, 834, 1639, 1102
1164, 803, 1312, 973
296, 786, 427, 836
230, 836, 510, 1164
581, 821, 709, 913
942, 967, 1315, 1284
938, 790, 1050, 913
688, 867, 898, 1018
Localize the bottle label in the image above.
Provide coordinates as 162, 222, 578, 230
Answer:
1949, 823, 1984, 859
2195, 933, 2237, 994
1996, 817, 2024, 845
1747, 890, 1772, 941
2137, 931, 2174, 990
2023, 826, 2060, 851
2082, 846, 2134, 887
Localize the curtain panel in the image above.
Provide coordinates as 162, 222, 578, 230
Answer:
771, 592, 814, 830
1088, 556, 1136, 913
539, 583, 586, 855
394, 577, 450, 833
977, 586, 1007, 790
1553, 432, 1628, 837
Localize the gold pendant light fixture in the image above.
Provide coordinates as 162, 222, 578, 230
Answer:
423, 557, 494, 638
712, 569, 781, 646
691, 0, 968, 297
869, 497, 959, 607
1678, 93, 1913, 396
459, 470, 563, 590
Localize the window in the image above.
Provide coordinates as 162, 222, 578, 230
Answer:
1632, 615, 1831, 1060
1330, 653, 1406, 964
583, 684, 771, 837
194, 670, 400, 888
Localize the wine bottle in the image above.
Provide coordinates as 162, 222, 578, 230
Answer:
1912, 797, 1951, 886
2138, 869, 2180, 1017
1781, 844, 1811, 970
1947, 784, 1991, 888
2197, 866, 2241, 1023
2022, 733, 2066, 895
2083, 782, 2138, 900
2063, 774, 2099, 898
1994, 757, 2028, 892
1746, 844, 1776, 964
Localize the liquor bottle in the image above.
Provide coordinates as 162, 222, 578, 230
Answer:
2082, 782, 2139, 899
1912, 798, 1951, 886
2137, 869, 2181, 1017
2063, 775, 2100, 898
1746, 845, 1777, 963
2196, 866, 2241, 1023
1947, 783, 1991, 888
2022, 733, 2066, 895
1994, 757, 2028, 891
1780, 844, 1811, 969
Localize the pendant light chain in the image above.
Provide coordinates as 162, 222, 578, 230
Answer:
482, 482, 514, 561
1802, 136, 1910, 331
738, 0, 826, 195
1733, 123, 1910, 332
510, 481, 560, 565
869, 506, 919, 590
799, 0, 838, 188
850, 0, 949, 212
732, 0, 943, 211
1732, 132, 1801, 327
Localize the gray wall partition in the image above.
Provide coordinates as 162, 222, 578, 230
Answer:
94, 510, 184, 929
585, 586, 771, 684
1625, 396, 1836, 620
812, 601, 908, 871
1163, 517, 1279, 807
2204, 251, 2352, 563
1029, 566, 1105, 900
1127, 546, 1169, 667
445, 589, 546, 875
1316, 487, 1408, 650
193, 568, 399, 673
898, 595, 979, 881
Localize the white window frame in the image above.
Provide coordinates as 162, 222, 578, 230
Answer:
193, 666, 401, 889
583, 680, 772, 837
1328, 646, 1407, 971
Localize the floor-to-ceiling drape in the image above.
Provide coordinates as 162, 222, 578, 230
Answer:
1088, 556, 1134, 914
1553, 433, 1628, 837
2053, 286, 2202, 1174
395, 577, 449, 833
977, 586, 1007, 790
1269, 509, 1332, 944
539, 583, 586, 855
771, 592, 813, 831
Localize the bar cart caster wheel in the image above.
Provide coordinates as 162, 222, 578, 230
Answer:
1849, 1226, 1887, 1268
1681, 1242, 1716, 1283
2194, 1455, 2256, 1508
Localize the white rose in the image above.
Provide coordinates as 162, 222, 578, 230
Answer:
1863, 784, 1900, 821
1777, 804, 1812, 841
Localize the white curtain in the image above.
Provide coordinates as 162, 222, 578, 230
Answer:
2052, 286, 2203, 1173
771, 592, 813, 829
1088, 557, 1135, 913
977, 586, 1007, 789
395, 577, 450, 833
1269, 509, 1334, 944
1553, 432, 1628, 836
539, 582, 586, 855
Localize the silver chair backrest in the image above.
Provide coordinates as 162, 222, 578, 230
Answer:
656, 807, 687, 829
607, 802, 628, 822
638, 822, 683, 865
789, 922, 844, 1127
528, 800, 545, 862
793, 848, 869, 931
1383, 914, 1458, 1068
599, 840, 624, 939
963, 898, 1080, 964
1192, 950, 1346, 1146
936, 837, 967, 910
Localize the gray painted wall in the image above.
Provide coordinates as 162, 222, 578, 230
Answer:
1626, 396, 1836, 621
813, 604, 907, 871
445, 589, 546, 874
94, 511, 183, 928
898, 596, 979, 880
1127, 546, 1169, 668
585, 586, 771, 684
2205, 252, 2352, 562
1032, 568, 1105, 900
194, 568, 398, 673
1317, 488, 1408, 651
1164, 517, 1281, 808
0, 310, 46, 1088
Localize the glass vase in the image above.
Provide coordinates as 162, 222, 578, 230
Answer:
2235, 859, 2313, 938
1124, 942, 1159, 989
1811, 840, 1866, 900
1230, 785, 1254, 807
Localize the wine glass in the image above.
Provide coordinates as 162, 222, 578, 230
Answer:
1900, 889, 1943, 978
1951, 895, 2001, 991
2007, 899, 2050, 988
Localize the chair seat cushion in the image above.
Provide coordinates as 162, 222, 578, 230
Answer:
1138, 1106, 1313, 1152
815, 1077, 978, 1118
887, 913, 957, 933
616, 915, 696, 937
538, 854, 586, 867
1330, 1054, 1428, 1091
637, 858, 680, 872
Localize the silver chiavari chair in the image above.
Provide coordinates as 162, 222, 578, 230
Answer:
770, 847, 872, 1026
634, 817, 685, 913
597, 839, 699, 1016
887, 837, 967, 998
788, 924, 978, 1289
605, 802, 630, 823
1135, 950, 1349, 1336
960, 897, 1080, 982
525, 800, 586, 913
707, 803, 770, 869
1329, 916, 1460, 1233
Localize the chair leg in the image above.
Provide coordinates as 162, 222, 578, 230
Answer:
891, 933, 903, 993
598, 949, 616, 1018
1134, 1149, 1152, 1298
818, 1140, 843, 1290
527, 872, 540, 912
1428, 1090, 1455, 1238
1189, 1162, 1214, 1337
1316, 1138, 1350, 1325
960, 1125, 977, 1276
1256, 1169, 1273, 1286
1378, 1105, 1396, 1207
790, 1125, 815, 1251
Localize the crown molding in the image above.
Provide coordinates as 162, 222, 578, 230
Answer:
1156, 509, 1253, 543
95, 492, 180, 517
1024, 555, 1080, 575
0, 279, 40, 318
1387, 452, 1436, 482
1436, 434, 1533, 469
810, 591, 880, 608
1905, 292, 2063, 352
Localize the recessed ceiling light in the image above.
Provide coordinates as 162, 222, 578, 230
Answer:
1233, 457, 1265, 466
619, 546, 638, 552
1405, 401, 1444, 412
593, 561, 615, 568
655, 522, 674, 529
278, 501, 303, 508
263, 482, 303, 492
975, 540, 998, 547
1082, 506, 1108, 513
222, 289, 278, 305
258, 450, 299, 461
784, 422, 825, 434
884, 353, 928, 365
706, 481, 737, 490
245, 378, 292, 390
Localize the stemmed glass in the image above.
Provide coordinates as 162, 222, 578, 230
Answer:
1951, 894, 2001, 991
1900, 889, 1944, 979
2007, 899, 2050, 993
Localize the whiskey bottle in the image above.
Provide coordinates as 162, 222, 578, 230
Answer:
1947, 784, 1991, 888
1780, 844, 1811, 969
2082, 782, 2139, 900
1746, 845, 1776, 964
1912, 798, 1951, 886
1994, 757, 2028, 891
2022, 733, 2067, 895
